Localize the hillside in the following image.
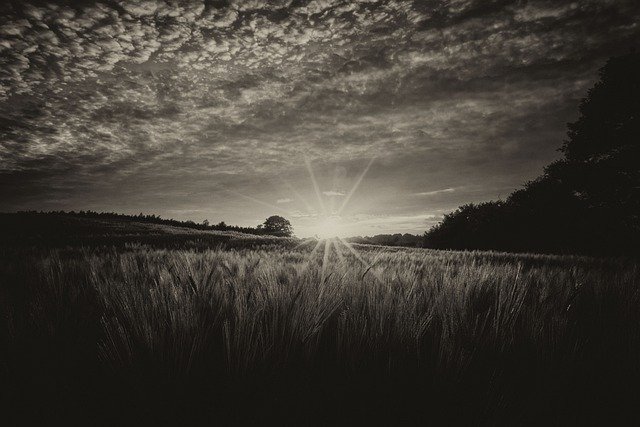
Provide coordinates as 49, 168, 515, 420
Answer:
0, 212, 292, 249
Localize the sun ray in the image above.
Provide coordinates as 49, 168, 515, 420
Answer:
331, 238, 345, 264
300, 239, 323, 273
307, 239, 323, 258
336, 237, 369, 267
338, 157, 375, 215
320, 238, 331, 283
292, 238, 317, 252
304, 157, 327, 216
224, 188, 296, 216
336, 237, 382, 281
281, 179, 316, 216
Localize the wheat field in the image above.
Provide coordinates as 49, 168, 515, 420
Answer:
1, 243, 639, 425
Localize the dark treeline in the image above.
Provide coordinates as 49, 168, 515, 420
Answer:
9, 210, 267, 236
347, 233, 423, 247
425, 52, 640, 256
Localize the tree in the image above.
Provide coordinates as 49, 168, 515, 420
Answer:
424, 52, 640, 255
554, 52, 640, 227
261, 215, 293, 237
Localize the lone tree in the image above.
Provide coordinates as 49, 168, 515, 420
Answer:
261, 215, 293, 237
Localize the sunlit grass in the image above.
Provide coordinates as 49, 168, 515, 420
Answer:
1, 244, 639, 424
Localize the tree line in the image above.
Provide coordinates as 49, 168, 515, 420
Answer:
424, 52, 640, 255
347, 233, 423, 247
10, 210, 294, 237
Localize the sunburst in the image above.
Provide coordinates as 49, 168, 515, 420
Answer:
296, 157, 379, 278
230, 156, 378, 277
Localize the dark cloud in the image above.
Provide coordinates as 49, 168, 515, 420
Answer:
1, 0, 639, 234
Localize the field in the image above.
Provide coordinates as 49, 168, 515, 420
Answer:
1, 217, 639, 425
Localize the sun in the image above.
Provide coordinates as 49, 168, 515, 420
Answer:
315, 215, 343, 239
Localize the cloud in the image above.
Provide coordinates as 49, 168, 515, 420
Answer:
0, 0, 639, 233
336, 213, 440, 234
291, 210, 318, 219
350, 213, 438, 225
277, 198, 293, 204
414, 188, 457, 197
323, 190, 345, 197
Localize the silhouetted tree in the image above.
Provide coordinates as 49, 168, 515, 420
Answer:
261, 215, 293, 237
424, 52, 640, 255
551, 52, 639, 244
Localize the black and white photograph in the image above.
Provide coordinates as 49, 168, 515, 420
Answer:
1, 0, 639, 425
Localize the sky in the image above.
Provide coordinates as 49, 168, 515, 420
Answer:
1, 0, 639, 237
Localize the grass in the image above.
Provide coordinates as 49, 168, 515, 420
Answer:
1, 242, 639, 425
0, 212, 293, 250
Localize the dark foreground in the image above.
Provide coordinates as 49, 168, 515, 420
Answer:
1, 225, 639, 425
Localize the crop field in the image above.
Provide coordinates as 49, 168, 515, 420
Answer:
1, 241, 639, 425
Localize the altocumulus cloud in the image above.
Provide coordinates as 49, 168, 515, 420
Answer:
0, 0, 639, 232
415, 188, 456, 196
